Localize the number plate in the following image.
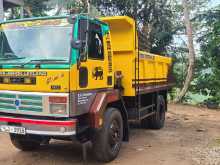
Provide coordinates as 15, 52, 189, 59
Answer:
0, 125, 26, 135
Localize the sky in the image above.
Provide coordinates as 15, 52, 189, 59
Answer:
210, 0, 220, 7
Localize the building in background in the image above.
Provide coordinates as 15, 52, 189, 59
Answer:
0, 0, 24, 21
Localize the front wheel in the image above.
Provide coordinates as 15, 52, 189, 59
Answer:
10, 134, 43, 151
92, 108, 123, 162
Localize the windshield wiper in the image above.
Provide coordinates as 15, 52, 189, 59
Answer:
0, 52, 25, 61
4, 52, 17, 58
0, 57, 25, 61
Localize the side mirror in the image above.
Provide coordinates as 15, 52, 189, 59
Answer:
71, 40, 88, 67
71, 40, 83, 49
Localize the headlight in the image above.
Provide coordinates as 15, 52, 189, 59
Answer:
24, 78, 31, 84
50, 104, 67, 115
3, 77, 10, 83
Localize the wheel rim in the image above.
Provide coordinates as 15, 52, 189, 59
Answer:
108, 119, 121, 152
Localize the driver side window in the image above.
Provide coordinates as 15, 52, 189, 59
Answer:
88, 23, 104, 60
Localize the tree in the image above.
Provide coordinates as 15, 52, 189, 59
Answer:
174, 0, 196, 102
4, 0, 49, 19
170, 0, 210, 103
23, 0, 50, 17
192, 6, 220, 103
46, 0, 85, 15
93, 0, 175, 55
7, 0, 174, 55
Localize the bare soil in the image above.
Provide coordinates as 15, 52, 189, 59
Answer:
0, 104, 220, 165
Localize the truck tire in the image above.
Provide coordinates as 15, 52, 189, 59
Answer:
140, 116, 149, 129
10, 134, 42, 151
92, 108, 123, 162
148, 95, 166, 129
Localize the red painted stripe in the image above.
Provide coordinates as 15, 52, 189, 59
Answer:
0, 117, 76, 127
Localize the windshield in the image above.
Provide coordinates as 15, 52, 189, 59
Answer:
0, 18, 72, 64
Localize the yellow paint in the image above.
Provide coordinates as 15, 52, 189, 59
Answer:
24, 78, 31, 84
1, 19, 69, 30
101, 16, 172, 96
75, 33, 114, 91
0, 69, 70, 93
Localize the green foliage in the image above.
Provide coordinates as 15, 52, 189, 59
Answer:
191, 6, 220, 104
47, 0, 87, 14
6, 7, 21, 20
24, 0, 50, 17
93, 0, 175, 55
169, 0, 214, 103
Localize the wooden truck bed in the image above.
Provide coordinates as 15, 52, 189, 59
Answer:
101, 16, 173, 97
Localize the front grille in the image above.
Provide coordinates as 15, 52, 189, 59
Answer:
0, 93, 43, 112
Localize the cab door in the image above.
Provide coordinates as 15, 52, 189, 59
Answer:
77, 19, 109, 90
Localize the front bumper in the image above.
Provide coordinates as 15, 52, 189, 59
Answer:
0, 116, 77, 136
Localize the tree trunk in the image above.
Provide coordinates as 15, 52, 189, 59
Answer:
0, 0, 4, 21
55, 5, 62, 15
24, 6, 33, 17
174, 0, 195, 103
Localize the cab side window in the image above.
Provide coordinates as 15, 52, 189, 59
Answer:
88, 23, 104, 60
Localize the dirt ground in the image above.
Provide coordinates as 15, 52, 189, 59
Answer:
0, 104, 220, 165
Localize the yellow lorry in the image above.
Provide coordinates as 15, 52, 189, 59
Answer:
0, 15, 173, 162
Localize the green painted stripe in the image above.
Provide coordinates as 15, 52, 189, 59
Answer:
21, 101, 42, 107
19, 107, 42, 112
0, 100, 14, 104
41, 64, 70, 69
102, 24, 110, 36
18, 95, 42, 101
1, 64, 71, 69
0, 104, 16, 110
0, 93, 16, 99
0, 108, 16, 111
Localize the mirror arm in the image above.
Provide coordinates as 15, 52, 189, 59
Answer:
77, 56, 81, 69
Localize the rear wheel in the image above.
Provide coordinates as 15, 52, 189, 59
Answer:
10, 134, 43, 151
141, 116, 149, 129
148, 95, 166, 129
92, 108, 123, 162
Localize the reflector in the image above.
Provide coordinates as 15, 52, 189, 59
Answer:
49, 96, 67, 103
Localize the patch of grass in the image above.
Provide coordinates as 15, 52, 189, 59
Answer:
215, 139, 220, 145
207, 138, 220, 148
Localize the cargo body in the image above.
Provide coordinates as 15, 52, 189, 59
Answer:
101, 16, 172, 96
0, 15, 173, 162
